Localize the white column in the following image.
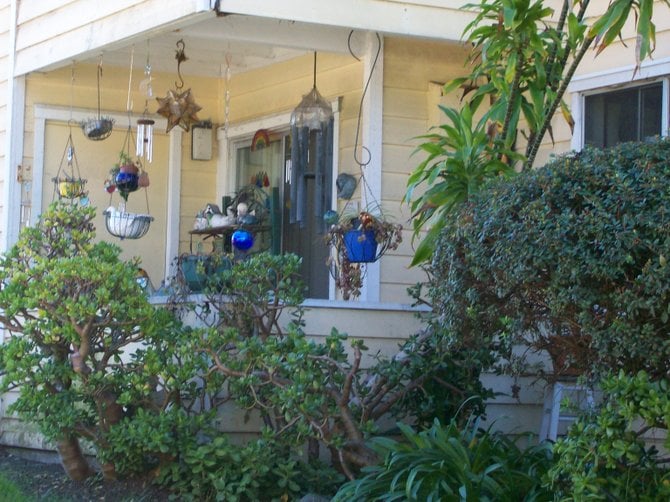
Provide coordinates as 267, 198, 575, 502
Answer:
360, 31, 384, 303
164, 128, 183, 281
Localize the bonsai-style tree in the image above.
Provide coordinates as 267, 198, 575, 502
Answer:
407, 0, 670, 265
187, 252, 491, 479
0, 202, 206, 481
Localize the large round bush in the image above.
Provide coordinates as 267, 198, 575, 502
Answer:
431, 140, 670, 379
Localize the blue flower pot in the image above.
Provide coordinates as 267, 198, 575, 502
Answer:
344, 229, 378, 263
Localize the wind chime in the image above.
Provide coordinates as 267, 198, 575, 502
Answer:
136, 42, 155, 163
103, 47, 153, 240
289, 51, 334, 230
52, 64, 89, 205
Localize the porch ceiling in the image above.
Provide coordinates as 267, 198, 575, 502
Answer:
82, 14, 358, 77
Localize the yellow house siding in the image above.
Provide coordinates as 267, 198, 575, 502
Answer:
380, 36, 470, 303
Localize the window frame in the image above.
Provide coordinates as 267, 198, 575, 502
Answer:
568, 57, 670, 152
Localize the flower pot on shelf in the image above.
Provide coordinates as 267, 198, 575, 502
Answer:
344, 229, 378, 263
179, 254, 233, 292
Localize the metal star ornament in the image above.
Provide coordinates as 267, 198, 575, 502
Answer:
156, 39, 202, 132
156, 88, 201, 132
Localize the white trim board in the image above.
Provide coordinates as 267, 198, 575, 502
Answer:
31, 104, 181, 282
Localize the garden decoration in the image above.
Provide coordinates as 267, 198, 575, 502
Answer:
323, 33, 402, 299
53, 65, 89, 204
156, 39, 201, 132
80, 55, 114, 140
136, 42, 155, 164
52, 129, 88, 204
103, 51, 153, 240
289, 52, 334, 231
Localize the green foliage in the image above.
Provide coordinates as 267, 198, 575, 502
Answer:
407, 0, 669, 264
334, 418, 553, 501
0, 472, 30, 502
430, 140, 670, 379
0, 202, 210, 480
549, 371, 670, 500
156, 434, 342, 501
406, 103, 516, 265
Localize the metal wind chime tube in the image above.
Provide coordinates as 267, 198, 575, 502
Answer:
136, 46, 155, 163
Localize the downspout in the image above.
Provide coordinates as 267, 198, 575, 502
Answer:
2, 0, 25, 252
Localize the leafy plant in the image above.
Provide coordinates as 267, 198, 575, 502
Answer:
0, 202, 210, 481
429, 139, 670, 380
407, 0, 669, 265
549, 371, 670, 500
334, 417, 553, 501
156, 434, 342, 501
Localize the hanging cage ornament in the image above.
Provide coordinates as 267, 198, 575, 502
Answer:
53, 64, 88, 204
81, 54, 114, 140
290, 52, 333, 131
156, 39, 202, 132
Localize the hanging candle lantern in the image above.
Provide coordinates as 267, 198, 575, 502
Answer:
231, 229, 254, 251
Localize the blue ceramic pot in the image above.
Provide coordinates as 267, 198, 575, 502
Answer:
344, 229, 378, 263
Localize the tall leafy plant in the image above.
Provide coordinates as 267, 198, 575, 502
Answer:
407, 0, 670, 264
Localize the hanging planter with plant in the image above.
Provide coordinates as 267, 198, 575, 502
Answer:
325, 209, 402, 300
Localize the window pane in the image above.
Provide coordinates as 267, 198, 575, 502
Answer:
585, 83, 663, 148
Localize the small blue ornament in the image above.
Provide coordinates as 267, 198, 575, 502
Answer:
231, 229, 254, 251
323, 209, 339, 226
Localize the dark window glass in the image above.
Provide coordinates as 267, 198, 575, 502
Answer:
584, 83, 663, 148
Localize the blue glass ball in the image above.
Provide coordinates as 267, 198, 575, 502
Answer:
231, 229, 254, 251
115, 171, 139, 193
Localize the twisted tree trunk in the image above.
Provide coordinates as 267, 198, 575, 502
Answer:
56, 435, 93, 481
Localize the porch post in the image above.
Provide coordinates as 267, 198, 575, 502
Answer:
360, 31, 383, 303
1, 0, 24, 252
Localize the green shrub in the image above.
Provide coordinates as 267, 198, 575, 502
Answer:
334, 417, 553, 501
431, 140, 670, 379
549, 371, 670, 500
156, 433, 342, 501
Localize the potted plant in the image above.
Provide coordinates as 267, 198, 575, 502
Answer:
325, 209, 402, 299
106, 151, 141, 201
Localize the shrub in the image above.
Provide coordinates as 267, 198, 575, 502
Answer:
549, 371, 670, 500
431, 140, 670, 379
334, 417, 553, 501
0, 202, 210, 481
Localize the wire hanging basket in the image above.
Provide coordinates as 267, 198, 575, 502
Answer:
81, 59, 114, 140
104, 204, 153, 240
52, 128, 88, 203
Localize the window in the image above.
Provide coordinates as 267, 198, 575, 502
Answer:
584, 82, 663, 147
232, 129, 332, 299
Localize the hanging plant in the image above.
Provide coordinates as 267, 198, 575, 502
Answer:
325, 209, 402, 300
81, 58, 114, 141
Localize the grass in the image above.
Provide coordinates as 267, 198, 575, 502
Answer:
0, 471, 30, 502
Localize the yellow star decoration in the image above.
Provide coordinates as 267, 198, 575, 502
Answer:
156, 88, 202, 132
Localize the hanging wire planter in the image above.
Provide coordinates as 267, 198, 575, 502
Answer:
103, 127, 153, 240
52, 126, 88, 203
81, 56, 114, 140
103, 48, 153, 240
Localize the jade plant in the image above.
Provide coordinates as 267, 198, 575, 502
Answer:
0, 202, 208, 481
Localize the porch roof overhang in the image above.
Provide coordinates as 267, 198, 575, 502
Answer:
13, 0, 473, 79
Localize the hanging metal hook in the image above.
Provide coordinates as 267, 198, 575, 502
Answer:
174, 39, 187, 89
